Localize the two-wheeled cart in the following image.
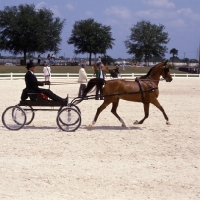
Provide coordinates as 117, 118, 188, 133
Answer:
1, 95, 83, 132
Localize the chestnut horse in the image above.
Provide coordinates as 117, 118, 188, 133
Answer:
93, 63, 108, 77
83, 60, 173, 128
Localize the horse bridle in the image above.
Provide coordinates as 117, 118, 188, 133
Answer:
164, 67, 169, 74
163, 66, 170, 80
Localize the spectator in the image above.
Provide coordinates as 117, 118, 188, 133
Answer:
51, 54, 55, 60
78, 64, 88, 97
122, 60, 125, 70
38, 55, 41, 65
96, 56, 101, 66
95, 64, 104, 100
47, 54, 51, 60
43, 62, 51, 82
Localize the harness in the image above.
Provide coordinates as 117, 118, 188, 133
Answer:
135, 77, 145, 102
135, 77, 158, 103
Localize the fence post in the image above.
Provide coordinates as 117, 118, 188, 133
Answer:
132, 73, 134, 78
11, 72, 13, 80
67, 73, 69, 79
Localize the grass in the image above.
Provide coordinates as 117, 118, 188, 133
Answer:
0, 64, 188, 74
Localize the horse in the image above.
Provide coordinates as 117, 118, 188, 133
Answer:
93, 63, 109, 77
83, 60, 173, 128
108, 66, 121, 78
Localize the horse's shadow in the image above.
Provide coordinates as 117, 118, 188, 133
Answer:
81, 125, 143, 131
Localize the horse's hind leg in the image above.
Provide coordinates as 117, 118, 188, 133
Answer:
111, 99, 126, 127
134, 103, 150, 124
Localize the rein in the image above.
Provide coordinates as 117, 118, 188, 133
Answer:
49, 82, 79, 85
76, 87, 158, 100
70, 84, 158, 105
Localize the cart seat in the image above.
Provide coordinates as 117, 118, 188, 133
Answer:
21, 88, 48, 101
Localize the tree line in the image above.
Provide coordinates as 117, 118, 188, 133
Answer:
0, 3, 178, 66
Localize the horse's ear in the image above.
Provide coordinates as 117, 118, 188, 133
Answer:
162, 59, 168, 66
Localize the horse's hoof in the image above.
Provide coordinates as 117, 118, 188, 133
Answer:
89, 124, 93, 129
134, 120, 139, 125
121, 124, 126, 127
166, 121, 170, 125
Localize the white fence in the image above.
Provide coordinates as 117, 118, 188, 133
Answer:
0, 73, 199, 80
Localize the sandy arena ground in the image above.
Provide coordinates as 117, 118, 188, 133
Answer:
0, 77, 200, 200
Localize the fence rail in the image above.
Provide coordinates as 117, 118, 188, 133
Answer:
0, 73, 199, 80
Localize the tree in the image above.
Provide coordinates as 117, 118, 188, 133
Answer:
124, 20, 170, 65
0, 4, 65, 64
67, 18, 115, 66
101, 55, 114, 65
170, 48, 178, 63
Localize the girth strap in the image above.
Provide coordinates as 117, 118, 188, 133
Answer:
135, 77, 144, 102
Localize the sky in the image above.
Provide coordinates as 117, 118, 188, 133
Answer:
0, 0, 200, 60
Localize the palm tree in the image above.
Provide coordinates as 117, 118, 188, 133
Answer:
170, 48, 178, 64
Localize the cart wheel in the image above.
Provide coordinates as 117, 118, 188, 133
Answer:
2, 106, 26, 130
15, 105, 35, 125
56, 107, 81, 132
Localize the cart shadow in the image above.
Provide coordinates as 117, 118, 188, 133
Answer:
21, 126, 58, 130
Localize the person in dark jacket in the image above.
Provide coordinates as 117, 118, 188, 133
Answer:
95, 64, 105, 100
22, 62, 67, 101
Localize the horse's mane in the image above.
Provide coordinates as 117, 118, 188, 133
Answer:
139, 66, 155, 79
139, 62, 163, 79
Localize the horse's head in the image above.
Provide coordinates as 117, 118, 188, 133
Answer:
161, 60, 173, 82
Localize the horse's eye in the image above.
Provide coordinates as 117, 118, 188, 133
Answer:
164, 68, 169, 73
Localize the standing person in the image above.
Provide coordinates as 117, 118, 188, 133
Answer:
95, 64, 104, 100
96, 56, 101, 66
47, 54, 51, 60
43, 62, 51, 82
51, 54, 55, 61
122, 60, 125, 70
37, 55, 41, 65
22, 62, 67, 101
30, 57, 34, 64
83, 59, 87, 66
78, 64, 88, 97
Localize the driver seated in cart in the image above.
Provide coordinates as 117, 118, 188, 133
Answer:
21, 62, 68, 102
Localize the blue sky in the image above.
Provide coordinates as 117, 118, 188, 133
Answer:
0, 0, 200, 60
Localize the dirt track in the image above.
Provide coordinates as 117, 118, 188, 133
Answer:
0, 78, 200, 200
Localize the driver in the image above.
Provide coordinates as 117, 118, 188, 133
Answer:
21, 62, 68, 101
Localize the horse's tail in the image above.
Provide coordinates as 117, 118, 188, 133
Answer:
83, 78, 105, 97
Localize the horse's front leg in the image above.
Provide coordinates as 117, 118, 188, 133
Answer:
151, 99, 170, 125
89, 102, 109, 129
111, 100, 126, 127
134, 103, 149, 124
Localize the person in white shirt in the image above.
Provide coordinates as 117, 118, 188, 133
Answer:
43, 62, 51, 82
122, 60, 125, 70
78, 64, 88, 97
